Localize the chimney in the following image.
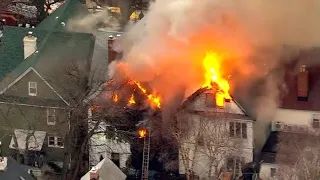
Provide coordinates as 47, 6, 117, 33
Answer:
89, 167, 99, 180
297, 64, 309, 100
0, 157, 8, 171
23, 31, 37, 59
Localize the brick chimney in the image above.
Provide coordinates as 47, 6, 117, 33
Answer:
23, 31, 37, 59
297, 64, 309, 99
89, 166, 99, 180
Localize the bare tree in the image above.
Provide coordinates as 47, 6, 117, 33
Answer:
45, 61, 140, 180
276, 131, 320, 180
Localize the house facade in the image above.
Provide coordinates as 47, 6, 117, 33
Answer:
178, 87, 255, 179
259, 57, 320, 179
0, 0, 95, 168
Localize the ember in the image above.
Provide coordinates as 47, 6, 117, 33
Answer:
112, 92, 119, 102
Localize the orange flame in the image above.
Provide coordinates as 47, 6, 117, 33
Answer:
138, 128, 147, 138
202, 51, 231, 102
133, 81, 161, 108
128, 93, 136, 106
113, 92, 119, 102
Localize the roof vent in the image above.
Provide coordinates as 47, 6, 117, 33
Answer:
0, 157, 8, 171
61, 22, 65, 27
116, 34, 121, 37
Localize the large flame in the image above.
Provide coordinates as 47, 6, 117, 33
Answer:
202, 52, 231, 106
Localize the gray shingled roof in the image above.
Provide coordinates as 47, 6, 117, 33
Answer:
0, 157, 35, 180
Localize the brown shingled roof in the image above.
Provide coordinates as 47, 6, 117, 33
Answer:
280, 50, 320, 111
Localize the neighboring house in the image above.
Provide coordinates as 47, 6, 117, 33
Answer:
0, 0, 94, 168
259, 54, 320, 179
178, 87, 255, 179
81, 157, 126, 180
0, 156, 36, 180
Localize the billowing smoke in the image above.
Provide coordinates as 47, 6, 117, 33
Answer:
108, 0, 320, 154
111, 0, 320, 112
66, 10, 120, 33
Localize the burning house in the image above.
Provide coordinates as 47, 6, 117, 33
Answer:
177, 85, 254, 179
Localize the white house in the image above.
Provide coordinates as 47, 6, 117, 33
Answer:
259, 58, 320, 179
178, 87, 255, 180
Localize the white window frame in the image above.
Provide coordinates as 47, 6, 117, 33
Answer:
47, 136, 64, 148
28, 81, 37, 96
229, 121, 247, 139
47, 109, 56, 125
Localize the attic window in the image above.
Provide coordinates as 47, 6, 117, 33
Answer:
205, 93, 215, 107
28, 82, 37, 96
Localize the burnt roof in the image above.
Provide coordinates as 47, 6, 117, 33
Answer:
280, 49, 320, 111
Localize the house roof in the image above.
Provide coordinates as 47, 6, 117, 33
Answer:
180, 87, 252, 120
260, 131, 279, 164
36, 0, 89, 32
0, 26, 95, 103
280, 49, 320, 111
0, 157, 35, 180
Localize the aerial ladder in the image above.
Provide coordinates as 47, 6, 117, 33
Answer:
138, 126, 151, 180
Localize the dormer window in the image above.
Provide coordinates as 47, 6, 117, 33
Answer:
28, 82, 37, 96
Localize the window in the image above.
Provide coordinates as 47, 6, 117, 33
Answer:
205, 93, 215, 107
229, 122, 247, 139
226, 157, 244, 177
270, 168, 277, 177
197, 135, 205, 146
313, 119, 320, 128
47, 109, 56, 125
48, 136, 55, 146
28, 82, 37, 96
48, 136, 64, 148
57, 137, 63, 147
111, 153, 120, 167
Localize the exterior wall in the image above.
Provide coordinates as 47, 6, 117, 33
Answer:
273, 108, 319, 127
0, 69, 69, 162
178, 91, 254, 179
0, 103, 68, 162
4, 70, 62, 101
178, 114, 254, 179
89, 133, 131, 169
259, 163, 278, 180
